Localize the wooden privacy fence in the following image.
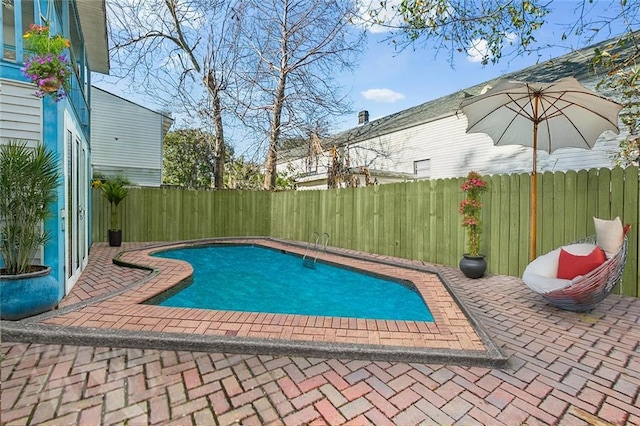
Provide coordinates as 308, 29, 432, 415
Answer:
92, 189, 272, 241
92, 167, 639, 297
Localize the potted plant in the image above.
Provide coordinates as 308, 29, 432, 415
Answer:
458, 171, 489, 278
0, 141, 60, 320
99, 178, 129, 247
20, 23, 72, 102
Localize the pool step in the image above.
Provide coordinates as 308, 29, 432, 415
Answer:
302, 258, 317, 269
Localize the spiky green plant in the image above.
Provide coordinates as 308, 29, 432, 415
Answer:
0, 141, 59, 275
100, 179, 129, 230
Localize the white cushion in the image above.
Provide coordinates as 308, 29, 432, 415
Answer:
594, 216, 624, 258
522, 243, 598, 294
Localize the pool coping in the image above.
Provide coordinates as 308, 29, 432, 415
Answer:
2, 238, 508, 367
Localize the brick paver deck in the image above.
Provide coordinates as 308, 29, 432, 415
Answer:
43, 239, 490, 356
2, 241, 639, 425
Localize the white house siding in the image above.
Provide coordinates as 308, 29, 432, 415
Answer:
278, 73, 625, 187
91, 88, 166, 187
0, 79, 41, 144
348, 114, 622, 180
279, 113, 622, 187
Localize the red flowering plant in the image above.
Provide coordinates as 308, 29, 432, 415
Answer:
20, 24, 72, 102
459, 171, 488, 257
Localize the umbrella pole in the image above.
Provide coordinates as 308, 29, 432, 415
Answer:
531, 156, 537, 262
531, 99, 539, 262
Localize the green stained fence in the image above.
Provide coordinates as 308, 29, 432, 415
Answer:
92, 167, 639, 297
92, 188, 272, 242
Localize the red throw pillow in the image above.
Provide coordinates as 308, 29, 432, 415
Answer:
557, 246, 607, 280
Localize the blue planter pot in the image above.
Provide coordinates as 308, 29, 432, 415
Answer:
0, 266, 59, 320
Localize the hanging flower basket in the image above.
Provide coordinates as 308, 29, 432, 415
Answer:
20, 24, 72, 102
40, 79, 61, 92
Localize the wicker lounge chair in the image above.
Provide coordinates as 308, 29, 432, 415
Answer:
523, 235, 628, 312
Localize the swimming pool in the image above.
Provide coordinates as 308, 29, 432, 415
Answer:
38, 238, 504, 365
148, 245, 434, 322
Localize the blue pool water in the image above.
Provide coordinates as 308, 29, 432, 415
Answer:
150, 245, 434, 322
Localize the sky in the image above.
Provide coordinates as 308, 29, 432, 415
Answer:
93, 0, 630, 152
336, 0, 625, 130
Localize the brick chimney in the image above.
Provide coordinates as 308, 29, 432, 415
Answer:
358, 110, 369, 125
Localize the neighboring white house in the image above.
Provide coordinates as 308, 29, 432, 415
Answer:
278, 34, 635, 190
91, 87, 173, 187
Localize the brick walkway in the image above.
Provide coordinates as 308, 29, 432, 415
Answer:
2, 242, 640, 425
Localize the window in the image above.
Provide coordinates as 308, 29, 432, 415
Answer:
2, 1, 46, 61
414, 158, 431, 178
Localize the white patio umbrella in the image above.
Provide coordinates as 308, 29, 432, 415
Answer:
460, 77, 624, 261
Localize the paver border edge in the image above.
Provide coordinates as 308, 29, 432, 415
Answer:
0, 321, 508, 367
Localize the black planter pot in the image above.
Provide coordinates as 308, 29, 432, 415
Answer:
108, 229, 122, 247
459, 254, 487, 279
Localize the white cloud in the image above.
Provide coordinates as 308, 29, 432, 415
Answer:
354, 0, 451, 33
353, 0, 403, 33
505, 32, 518, 45
367, 22, 393, 34
467, 38, 489, 63
467, 33, 519, 63
361, 88, 405, 103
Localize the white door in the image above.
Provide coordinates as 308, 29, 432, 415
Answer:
64, 113, 89, 294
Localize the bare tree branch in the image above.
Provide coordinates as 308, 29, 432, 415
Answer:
107, 0, 241, 188
233, 0, 365, 189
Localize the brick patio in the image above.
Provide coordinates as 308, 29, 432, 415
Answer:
2, 241, 639, 425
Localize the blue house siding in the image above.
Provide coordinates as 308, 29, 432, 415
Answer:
1, 0, 108, 299
42, 99, 62, 292
0, 61, 22, 80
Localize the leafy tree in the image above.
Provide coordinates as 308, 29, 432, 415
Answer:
366, 0, 549, 65
593, 37, 640, 168
365, 1, 640, 64
163, 129, 218, 189
164, 130, 296, 190
275, 163, 299, 191
225, 157, 297, 190
224, 157, 263, 190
